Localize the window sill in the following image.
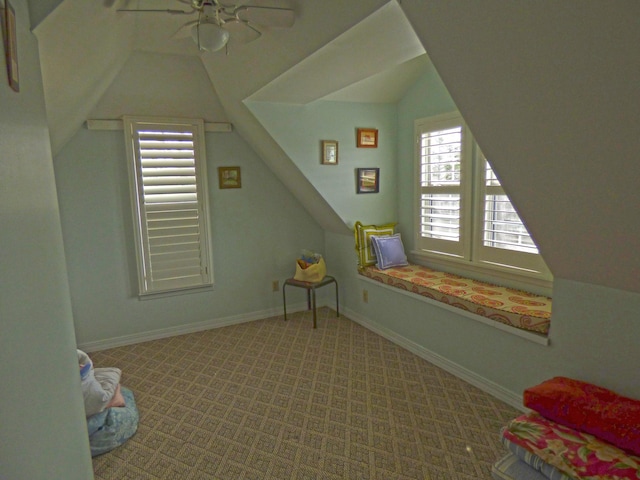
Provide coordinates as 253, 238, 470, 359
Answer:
138, 284, 213, 300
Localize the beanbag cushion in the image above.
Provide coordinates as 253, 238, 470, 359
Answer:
524, 376, 640, 455
88, 386, 139, 457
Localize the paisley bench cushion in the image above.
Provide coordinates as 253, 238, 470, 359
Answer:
359, 264, 551, 335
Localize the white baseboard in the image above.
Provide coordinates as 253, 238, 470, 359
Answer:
78, 302, 309, 353
343, 306, 526, 411
78, 301, 524, 410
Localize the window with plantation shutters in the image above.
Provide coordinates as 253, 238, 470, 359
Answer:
415, 113, 472, 258
414, 112, 551, 280
124, 117, 213, 296
481, 159, 538, 254
474, 152, 548, 274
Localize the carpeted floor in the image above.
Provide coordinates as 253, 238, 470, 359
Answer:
90, 307, 517, 479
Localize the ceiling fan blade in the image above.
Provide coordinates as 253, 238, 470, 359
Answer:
223, 19, 261, 44
235, 6, 294, 28
173, 20, 199, 39
117, 8, 194, 15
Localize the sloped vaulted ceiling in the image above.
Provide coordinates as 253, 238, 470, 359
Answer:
35, 0, 399, 156
400, 0, 640, 293
32, 0, 640, 292
34, 0, 134, 153
34, 0, 419, 235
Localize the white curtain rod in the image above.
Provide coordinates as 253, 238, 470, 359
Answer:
86, 119, 233, 133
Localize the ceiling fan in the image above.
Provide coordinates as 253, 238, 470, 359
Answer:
117, 0, 295, 52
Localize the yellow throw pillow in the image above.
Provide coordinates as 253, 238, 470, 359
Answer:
354, 221, 396, 268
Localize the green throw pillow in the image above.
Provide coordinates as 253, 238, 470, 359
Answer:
354, 221, 396, 268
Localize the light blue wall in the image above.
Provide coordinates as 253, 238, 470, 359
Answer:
54, 127, 324, 345
247, 100, 397, 227
324, 234, 640, 403
0, 1, 94, 478
249, 63, 640, 403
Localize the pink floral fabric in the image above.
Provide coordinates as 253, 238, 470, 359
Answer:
525, 377, 640, 456
359, 264, 551, 334
503, 413, 640, 480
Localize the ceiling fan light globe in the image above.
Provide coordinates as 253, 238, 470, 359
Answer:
191, 23, 230, 52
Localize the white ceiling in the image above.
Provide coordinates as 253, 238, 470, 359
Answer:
247, 2, 426, 104
32, 0, 428, 234
33, 0, 429, 155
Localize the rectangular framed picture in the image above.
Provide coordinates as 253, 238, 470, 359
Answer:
218, 166, 241, 189
321, 140, 338, 165
356, 128, 378, 148
356, 168, 380, 194
3, 0, 19, 92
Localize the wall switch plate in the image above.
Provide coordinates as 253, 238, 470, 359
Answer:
272, 280, 279, 292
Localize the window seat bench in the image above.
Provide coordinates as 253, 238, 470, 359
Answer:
358, 264, 551, 339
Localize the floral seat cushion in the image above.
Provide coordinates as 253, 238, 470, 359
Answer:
502, 412, 640, 480
359, 264, 551, 334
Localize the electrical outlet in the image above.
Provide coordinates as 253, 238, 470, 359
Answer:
272, 280, 279, 292
362, 289, 368, 303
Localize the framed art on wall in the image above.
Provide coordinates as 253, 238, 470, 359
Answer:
356, 168, 379, 194
218, 166, 241, 189
356, 128, 377, 148
321, 140, 338, 165
3, 0, 19, 92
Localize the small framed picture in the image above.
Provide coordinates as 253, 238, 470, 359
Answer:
356, 168, 380, 194
218, 166, 241, 189
321, 140, 338, 165
3, 0, 19, 92
356, 128, 378, 148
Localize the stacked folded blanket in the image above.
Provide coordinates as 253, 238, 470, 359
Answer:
493, 377, 640, 480
78, 349, 139, 456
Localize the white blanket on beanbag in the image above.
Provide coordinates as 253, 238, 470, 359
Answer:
78, 350, 121, 417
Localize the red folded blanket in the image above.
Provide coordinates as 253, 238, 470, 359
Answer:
524, 376, 640, 456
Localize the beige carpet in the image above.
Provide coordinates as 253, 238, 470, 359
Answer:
90, 307, 517, 479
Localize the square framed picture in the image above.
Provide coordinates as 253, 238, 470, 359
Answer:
218, 166, 241, 189
356, 128, 378, 148
321, 140, 338, 165
356, 168, 379, 194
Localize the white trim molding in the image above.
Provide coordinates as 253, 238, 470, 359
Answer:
77, 300, 526, 411
77, 302, 308, 353
86, 118, 233, 133
343, 306, 527, 411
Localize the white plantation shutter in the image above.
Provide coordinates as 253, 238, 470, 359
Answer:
482, 160, 538, 254
475, 154, 548, 274
414, 112, 551, 280
415, 113, 471, 258
125, 117, 213, 295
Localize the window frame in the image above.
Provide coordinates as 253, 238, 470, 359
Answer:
472, 152, 549, 275
413, 112, 552, 290
124, 116, 214, 297
415, 112, 473, 259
